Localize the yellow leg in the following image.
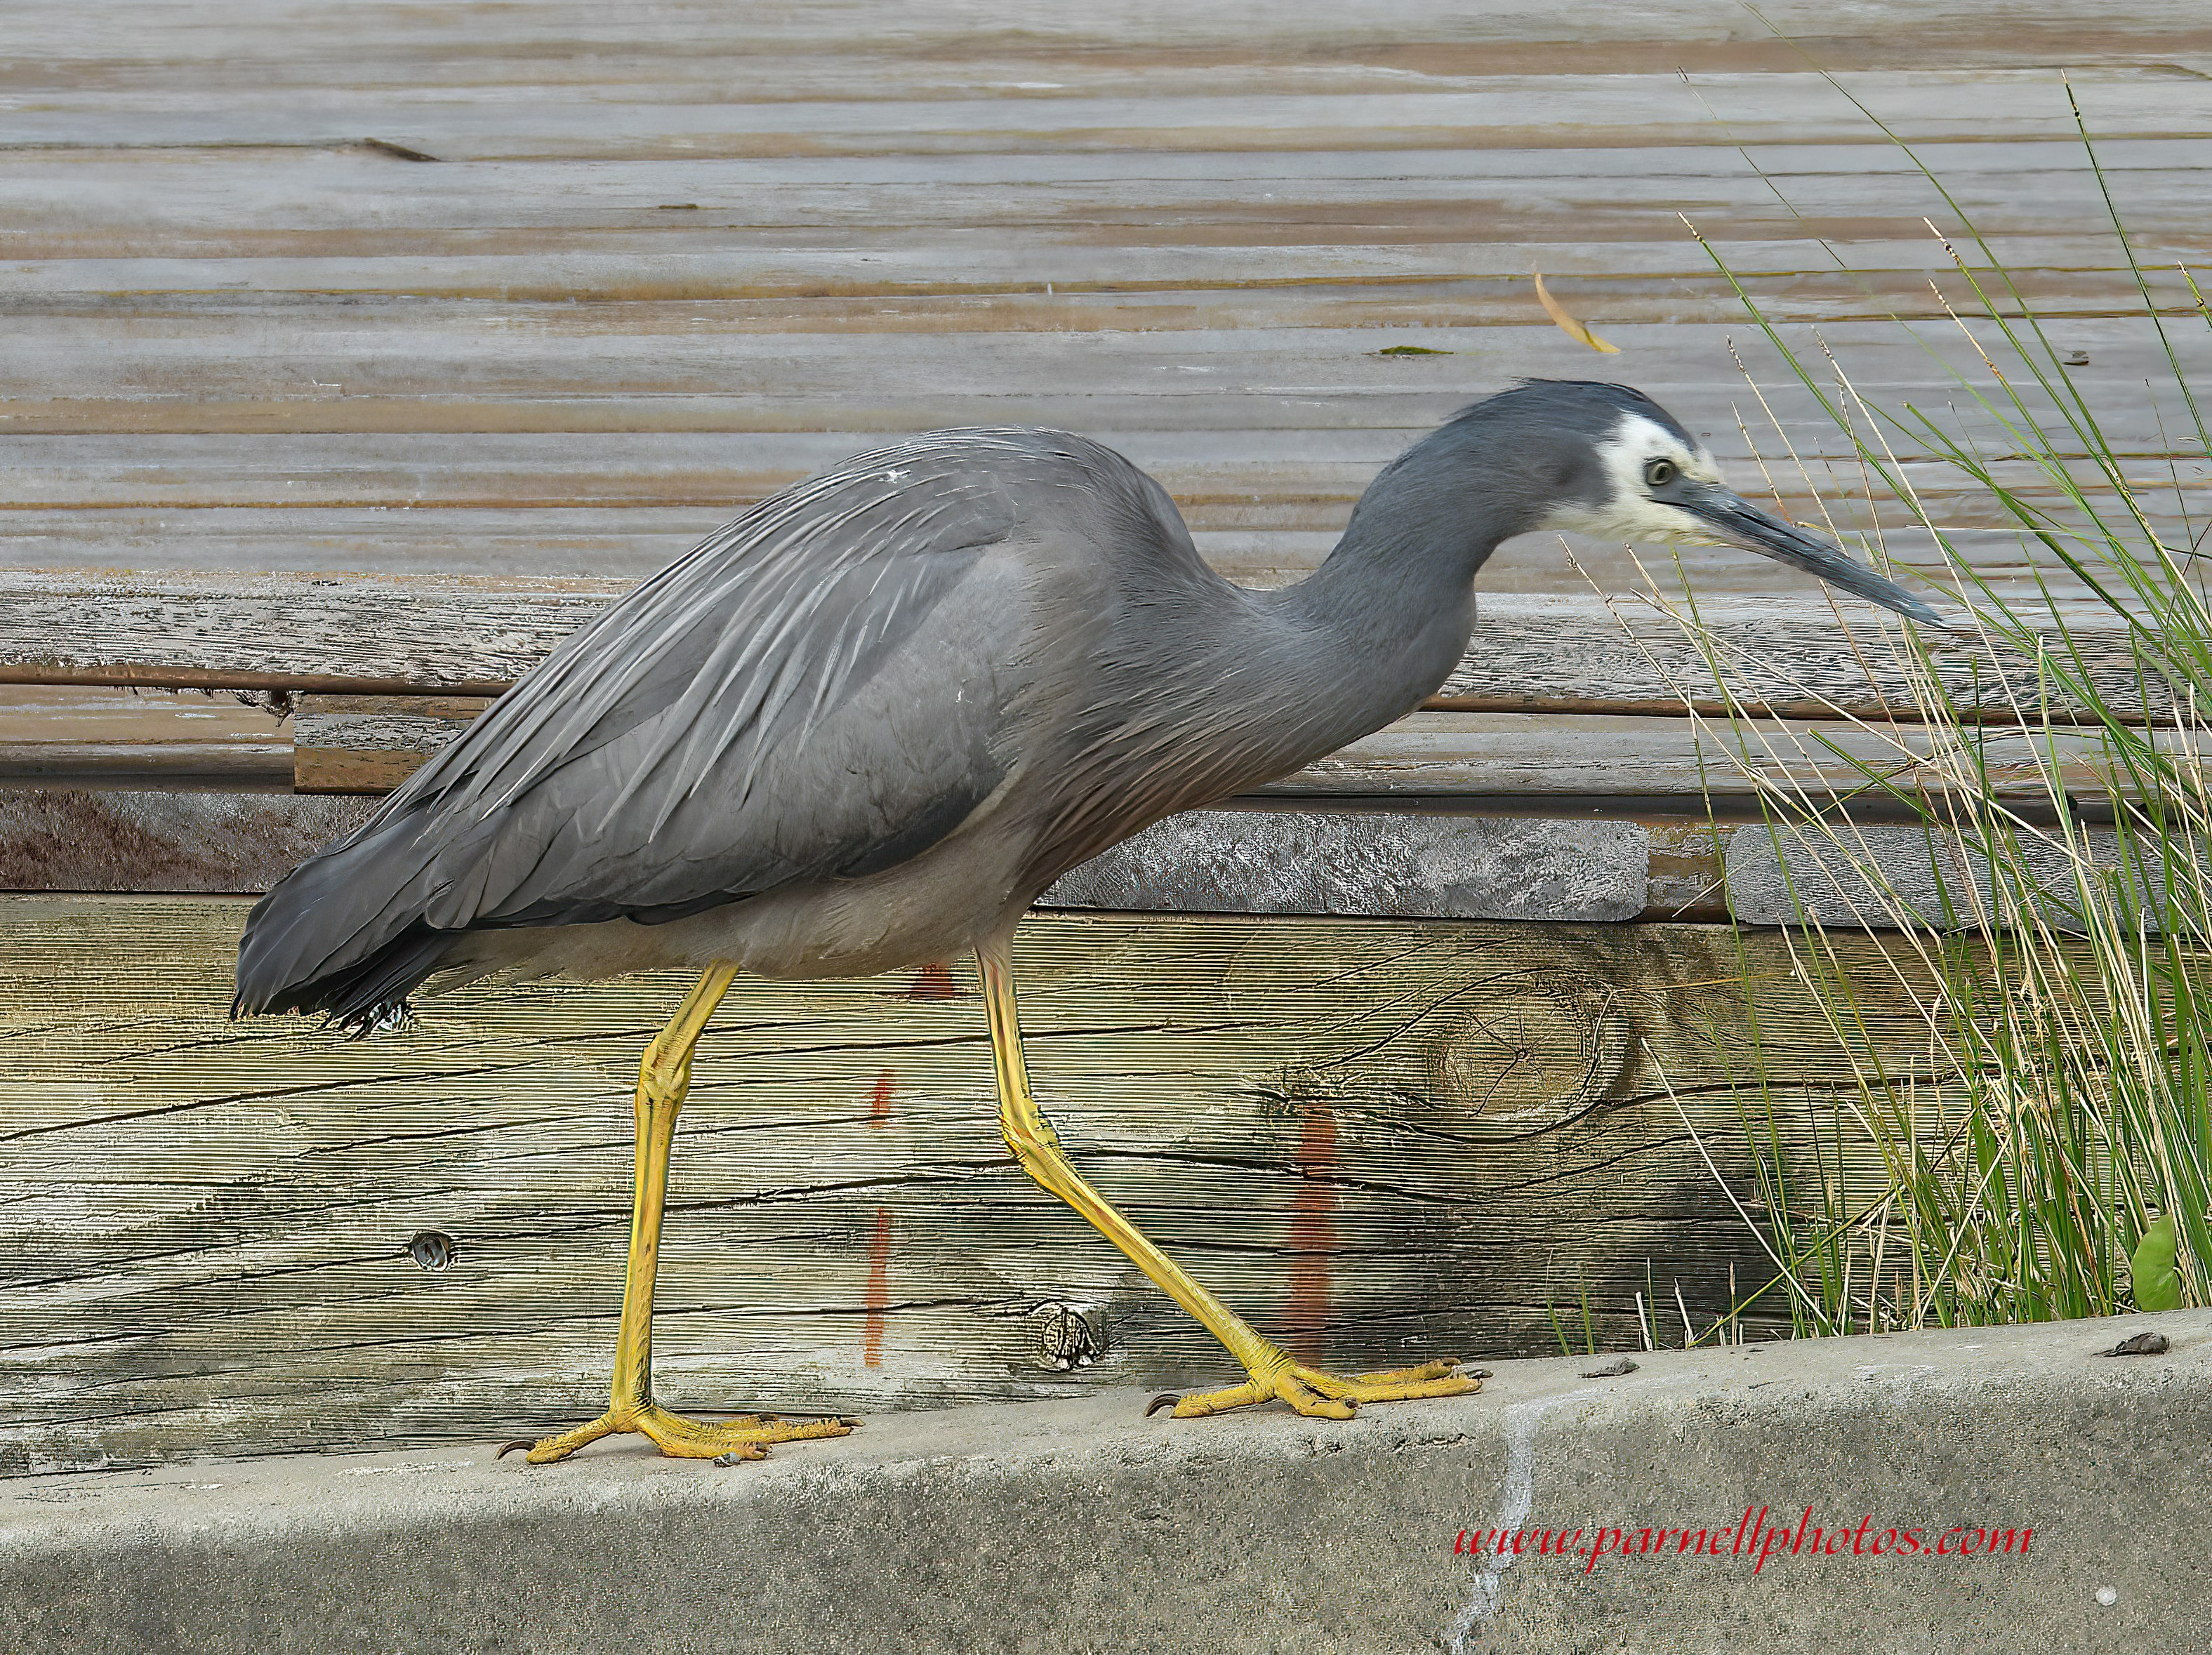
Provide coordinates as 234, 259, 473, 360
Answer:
507, 964, 856, 1465
976, 941, 1478, 1421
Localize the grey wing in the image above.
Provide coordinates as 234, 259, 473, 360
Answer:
237, 432, 1054, 1013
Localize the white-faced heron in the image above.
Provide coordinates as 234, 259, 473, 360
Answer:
234, 380, 1935, 1463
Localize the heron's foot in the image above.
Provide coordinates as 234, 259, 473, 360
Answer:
504, 1401, 856, 1465
1165, 1357, 1478, 1421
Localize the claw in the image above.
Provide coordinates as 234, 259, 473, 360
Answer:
495, 1439, 536, 1459
1145, 1393, 1182, 1418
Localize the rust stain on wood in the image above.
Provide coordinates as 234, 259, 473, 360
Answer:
904, 962, 960, 1000
863, 1071, 896, 1367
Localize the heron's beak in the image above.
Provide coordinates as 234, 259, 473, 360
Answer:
1678, 484, 1940, 625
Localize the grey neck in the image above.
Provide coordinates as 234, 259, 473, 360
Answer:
1258, 439, 1521, 746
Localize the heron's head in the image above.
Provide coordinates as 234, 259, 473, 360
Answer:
1456, 380, 1938, 624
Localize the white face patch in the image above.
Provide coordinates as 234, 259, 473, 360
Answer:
1535, 412, 1727, 544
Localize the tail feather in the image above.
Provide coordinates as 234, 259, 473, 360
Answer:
235, 924, 456, 1030
234, 807, 461, 1025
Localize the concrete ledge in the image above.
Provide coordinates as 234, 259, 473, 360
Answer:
6, 1315, 2206, 1654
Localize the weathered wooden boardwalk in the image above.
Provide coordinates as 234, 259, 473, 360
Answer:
1, 0, 2205, 1470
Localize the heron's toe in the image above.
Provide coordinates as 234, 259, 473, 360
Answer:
1164, 1357, 1477, 1421
501, 1403, 858, 1465
635, 1404, 854, 1461
1303, 1358, 1478, 1404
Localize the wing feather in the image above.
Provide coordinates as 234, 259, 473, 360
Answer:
236, 430, 1064, 1011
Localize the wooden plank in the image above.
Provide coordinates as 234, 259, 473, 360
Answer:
0, 575, 2147, 717
291, 694, 496, 793
6, 63, 2208, 159
4, 136, 2197, 218
1721, 819, 2199, 933
6, 323, 2199, 461
4, 0, 2202, 76
0, 791, 371, 894
11, 240, 2194, 317
0, 686, 292, 786
6, 0, 2203, 73
0, 788, 1726, 919
1039, 809, 1648, 921
9, 312, 2201, 418
1, 447, 2187, 592
0, 509, 2169, 617
0, 274, 2184, 375
265, 610, 2158, 787
291, 698, 2159, 803
0, 441, 2190, 607
1427, 598, 2166, 725
1, 323, 2198, 490
1, 148, 2198, 283
1268, 710, 2157, 799
0, 897, 1939, 1470
1, 420, 2192, 618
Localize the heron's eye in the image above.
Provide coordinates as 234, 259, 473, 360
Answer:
1645, 458, 1677, 488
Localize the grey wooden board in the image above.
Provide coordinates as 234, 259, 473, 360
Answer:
0, 512, 2154, 611
0, 512, 2178, 634
265, 693, 2185, 804
292, 699, 491, 757
0, 897, 1924, 1470
0, 425, 2192, 616
2, 141, 2200, 242
1038, 809, 1646, 922
6, 55, 2208, 159
8, 0, 2204, 63
12, 239, 2197, 316
2, 173, 2200, 305
0, 786, 1672, 920
1721, 818, 2197, 933
11, 321, 2201, 445
4, 432, 2193, 593
0, 575, 2150, 722
1264, 710, 2152, 799
22, 782, 2190, 936
291, 700, 2158, 802
0, 568, 2161, 802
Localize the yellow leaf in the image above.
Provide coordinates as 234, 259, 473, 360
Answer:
1534, 273, 1620, 354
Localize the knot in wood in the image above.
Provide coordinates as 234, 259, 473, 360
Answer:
1422, 973, 1622, 1129
1028, 1300, 1107, 1371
